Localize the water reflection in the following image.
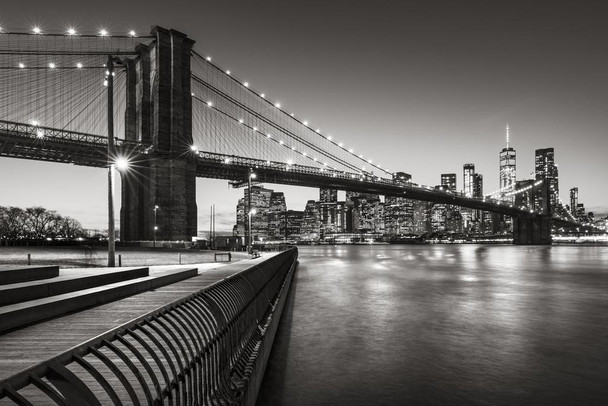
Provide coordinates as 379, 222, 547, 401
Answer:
257, 245, 608, 405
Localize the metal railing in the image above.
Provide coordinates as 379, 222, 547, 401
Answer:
0, 247, 298, 405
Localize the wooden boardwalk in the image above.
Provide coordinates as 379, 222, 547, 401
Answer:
0, 256, 271, 381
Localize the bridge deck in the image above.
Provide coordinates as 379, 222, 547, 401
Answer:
0, 255, 275, 381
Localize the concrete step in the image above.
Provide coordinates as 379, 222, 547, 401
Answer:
0, 267, 149, 306
0, 266, 59, 285
0, 267, 198, 334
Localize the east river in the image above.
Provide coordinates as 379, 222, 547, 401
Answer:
257, 245, 608, 405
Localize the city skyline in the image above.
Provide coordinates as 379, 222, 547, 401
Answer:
1, 0, 607, 233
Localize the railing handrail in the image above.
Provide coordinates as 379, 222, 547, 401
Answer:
0, 247, 298, 405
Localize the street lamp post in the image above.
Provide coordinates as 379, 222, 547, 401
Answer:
247, 168, 256, 254
106, 56, 116, 267
153, 205, 159, 247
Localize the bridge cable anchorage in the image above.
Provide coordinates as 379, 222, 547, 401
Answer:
190, 51, 393, 177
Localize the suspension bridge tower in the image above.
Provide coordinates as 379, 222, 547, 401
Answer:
120, 27, 197, 242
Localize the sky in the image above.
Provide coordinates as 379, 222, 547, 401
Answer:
1, 0, 607, 233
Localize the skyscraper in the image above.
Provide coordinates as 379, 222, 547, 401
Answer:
499, 125, 516, 201
319, 188, 338, 203
440, 173, 456, 192
570, 187, 578, 215
463, 164, 475, 197
535, 148, 559, 209
385, 172, 414, 235
472, 173, 483, 198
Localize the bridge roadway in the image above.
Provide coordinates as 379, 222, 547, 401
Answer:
0, 255, 274, 381
0, 120, 550, 220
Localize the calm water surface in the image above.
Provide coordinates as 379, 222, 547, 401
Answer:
257, 245, 608, 405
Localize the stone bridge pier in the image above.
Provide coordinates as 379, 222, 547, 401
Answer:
120, 27, 197, 242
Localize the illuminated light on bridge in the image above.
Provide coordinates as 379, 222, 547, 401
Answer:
253, 126, 258, 132
316, 129, 321, 133
115, 157, 130, 171
67, 28, 77, 36
48, 62, 56, 69
190, 145, 198, 152
32, 26, 42, 34
243, 82, 249, 87
339, 142, 343, 147
328, 136, 333, 141
18, 63, 25, 69
36, 129, 44, 138
260, 93, 265, 98
76, 63, 83, 69
238, 119, 244, 124
302, 152, 307, 156
206, 100, 213, 107
279, 140, 284, 145
129, 30, 136, 37
99, 29, 109, 36
303, 121, 308, 126
206, 56, 211, 61
226, 70, 231, 75
30, 120, 39, 126
275, 102, 281, 108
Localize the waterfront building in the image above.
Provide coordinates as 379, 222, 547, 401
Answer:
235, 185, 273, 242
535, 148, 559, 209
268, 192, 287, 240
446, 210, 463, 234
301, 200, 321, 241
346, 191, 383, 233
499, 125, 516, 202
319, 188, 340, 235
278, 210, 304, 241
431, 205, 447, 232
384, 172, 414, 235
412, 200, 432, 234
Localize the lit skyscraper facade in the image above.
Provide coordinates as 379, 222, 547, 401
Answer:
570, 187, 578, 215
440, 173, 456, 192
384, 172, 413, 235
463, 164, 475, 197
535, 148, 559, 209
499, 125, 516, 201
319, 188, 338, 203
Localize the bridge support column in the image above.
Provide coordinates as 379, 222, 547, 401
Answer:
513, 214, 552, 245
121, 27, 197, 242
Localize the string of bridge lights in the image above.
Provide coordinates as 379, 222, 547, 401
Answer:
192, 95, 353, 175
192, 51, 392, 177
0, 25, 142, 37
2, 25, 145, 70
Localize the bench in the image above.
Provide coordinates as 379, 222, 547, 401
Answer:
214, 252, 232, 262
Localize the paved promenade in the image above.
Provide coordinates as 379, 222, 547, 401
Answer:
0, 255, 274, 381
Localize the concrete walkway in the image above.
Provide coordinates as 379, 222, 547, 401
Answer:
0, 254, 275, 380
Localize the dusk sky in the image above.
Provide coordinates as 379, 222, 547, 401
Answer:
1, 0, 607, 233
